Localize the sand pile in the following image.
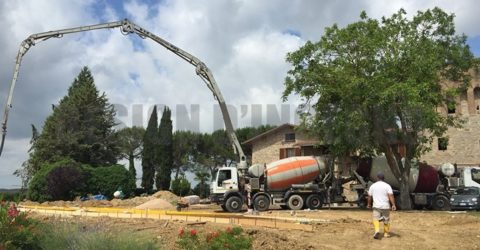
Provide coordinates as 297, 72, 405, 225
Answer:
152, 191, 179, 203
135, 198, 175, 210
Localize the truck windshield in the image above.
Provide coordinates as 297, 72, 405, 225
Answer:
471, 168, 480, 185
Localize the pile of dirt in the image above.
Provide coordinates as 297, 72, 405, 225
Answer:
151, 191, 179, 203
135, 198, 175, 210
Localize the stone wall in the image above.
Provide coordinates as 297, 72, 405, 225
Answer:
251, 126, 311, 165
421, 70, 480, 166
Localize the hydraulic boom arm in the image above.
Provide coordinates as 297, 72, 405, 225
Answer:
0, 19, 247, 171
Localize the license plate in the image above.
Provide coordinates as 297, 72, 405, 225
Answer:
460, 203, 466, 206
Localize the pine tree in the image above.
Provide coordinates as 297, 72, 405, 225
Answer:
117, 126, 145, 183
29, 67, 119, 173
156, 107, 173, 190
142, 106, 159, 192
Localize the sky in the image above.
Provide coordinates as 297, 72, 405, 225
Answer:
0, 0, 479, 188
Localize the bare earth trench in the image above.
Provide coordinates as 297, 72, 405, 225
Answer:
33, 207, 480, 250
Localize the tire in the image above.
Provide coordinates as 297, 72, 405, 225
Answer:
431, 195, 450, 211
253, 195, 270, 212
306, 194, 323, 210
225, 196, 243, 213
287, 194, 304, 210
220, 204, 227, 211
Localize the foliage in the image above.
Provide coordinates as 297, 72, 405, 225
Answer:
142, 106, 159, 193
0, 200, 41, 249
85, 165, 136, 198
282, 8, 473, 209
172, 131, 200, 179
177, 227, 252, 250
156, 107, 173, 190
37, 220, 160, 250
27, 158, 88, 202
28, 67, 119, 175
193, 183, 210, 198
117, 126, 145, 181
171, 177, 191, 197
193, 168, 211, 198
14, 124, 39, 191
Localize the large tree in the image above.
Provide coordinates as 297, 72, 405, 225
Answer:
283, 8, 473, 209
156, 107, 173, 190
28, 67, 119, 173
141, 106, 159, 193
117, 126, 145, 182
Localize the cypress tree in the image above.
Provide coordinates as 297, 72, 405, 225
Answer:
142, 106, 159, 192
29, 66, 119, 173
156, 107, 173, 190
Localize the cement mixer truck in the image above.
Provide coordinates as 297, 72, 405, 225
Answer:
210, 156, 355, 212
354, 157, 454, 210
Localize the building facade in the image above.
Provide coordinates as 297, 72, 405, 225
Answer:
421, 70, 480, 167
242, 124, 327, 165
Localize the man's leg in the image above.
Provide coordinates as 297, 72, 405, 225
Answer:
372, 209, 381, 239
382, 209, 391, 237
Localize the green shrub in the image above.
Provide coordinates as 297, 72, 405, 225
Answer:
0, 200, 41, 249
171, 178, 191, 196
193, 183, 210, 198
27, 158, 88, 202
177, 226, 252, 250
85, 165, 136, 198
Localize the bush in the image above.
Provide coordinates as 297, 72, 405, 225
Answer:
28, 158, 88, 202
85, 165, 136, 198
177, 226, 252, 250
193, 183, 210, 198
171, 178, 191, 196
0, 200, 41, 249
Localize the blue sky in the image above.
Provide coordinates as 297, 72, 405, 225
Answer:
0, 0, 479, 188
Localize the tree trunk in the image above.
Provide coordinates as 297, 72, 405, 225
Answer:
128, 153, 136, 180
399, 170, 412, 210
174, 163, 181, 180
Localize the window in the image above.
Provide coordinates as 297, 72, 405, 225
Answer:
284, 133, 295, 142
447, 106, 456, 114
438, 138, 448, 151
286, 148, 296, 158
217, 170, 232, 187
472, 169, 480, 186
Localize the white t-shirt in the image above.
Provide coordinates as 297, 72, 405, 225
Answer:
368, 181, 393, 209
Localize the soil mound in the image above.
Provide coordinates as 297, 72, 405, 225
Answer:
152, 191, 178, 203
135, 198, 175, 210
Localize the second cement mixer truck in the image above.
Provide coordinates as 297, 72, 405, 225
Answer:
210, 155, 354, 212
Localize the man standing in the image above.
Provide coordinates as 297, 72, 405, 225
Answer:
367, 172, 396, 239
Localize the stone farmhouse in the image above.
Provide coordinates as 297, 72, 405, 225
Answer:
243, 71, 480, 168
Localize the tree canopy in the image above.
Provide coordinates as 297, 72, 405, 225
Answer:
141, 106, 159, 193
28, 67, 119, 173
116, 126, 145, 181
156, 107, 173, 190
282, 8, 474, 209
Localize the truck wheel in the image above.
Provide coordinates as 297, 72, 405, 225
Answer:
431, 195, 450, 211
306, 194, 323, 210
253, 195, 270, 212
225, 196, 243, 213
287, 194, 304, 210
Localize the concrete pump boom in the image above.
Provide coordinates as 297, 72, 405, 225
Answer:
0, 19, 247, 172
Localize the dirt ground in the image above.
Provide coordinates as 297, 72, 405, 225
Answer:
34, 207, 480, 250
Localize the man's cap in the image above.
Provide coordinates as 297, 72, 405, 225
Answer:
377, 171, 385, 179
